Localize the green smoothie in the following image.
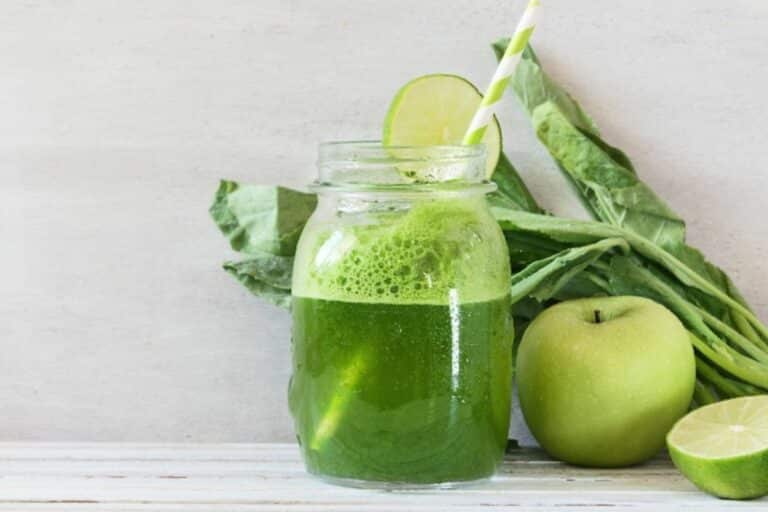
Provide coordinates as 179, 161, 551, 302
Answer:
290, 197, 513, 484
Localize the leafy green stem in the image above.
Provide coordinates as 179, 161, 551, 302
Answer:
621, 231, 768, 341
696, 358, 766, 398
693, 379, 718, 406
688, 332, 768, 390
694, 305, 768, 364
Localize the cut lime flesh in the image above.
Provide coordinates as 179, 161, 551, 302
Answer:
668, 395, 768, 458
383, 74, 502, 179
667, 395, 768, 500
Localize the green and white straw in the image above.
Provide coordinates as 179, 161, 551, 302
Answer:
462, 0, 541, 145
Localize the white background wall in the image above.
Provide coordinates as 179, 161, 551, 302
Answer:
2, 0, 766, 442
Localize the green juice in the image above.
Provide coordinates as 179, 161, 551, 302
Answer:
290, 295, 513, 483
290, 198, 514, 484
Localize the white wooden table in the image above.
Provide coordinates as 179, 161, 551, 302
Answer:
0, 443, 765, 511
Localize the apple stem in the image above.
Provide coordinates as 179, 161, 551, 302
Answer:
594, 310, 602, 324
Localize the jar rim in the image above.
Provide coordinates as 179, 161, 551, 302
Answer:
315, 140, 493, 193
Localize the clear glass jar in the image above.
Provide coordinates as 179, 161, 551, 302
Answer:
289, 141, 513, 487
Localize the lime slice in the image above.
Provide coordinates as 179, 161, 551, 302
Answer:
383, 74, 502, 179
667, 395, 768, 500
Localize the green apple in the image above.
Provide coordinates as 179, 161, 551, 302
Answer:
517, 296, 696, 467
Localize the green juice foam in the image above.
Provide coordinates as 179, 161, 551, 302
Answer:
292, 197, 510, 305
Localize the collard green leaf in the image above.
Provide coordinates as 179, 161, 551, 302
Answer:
531, 101, 686, 250
223, 254, 293, 309
553, 271, 610, 301
224, 252, 293, 290
503, 230, 568, 270
492, 208, 768, 344
210, 182, 315, 308
510, 237, 628, 303
492, 208, 620, 246
210, 180, 317, 256
489, 152, 543, 214
495, 39, 765, 344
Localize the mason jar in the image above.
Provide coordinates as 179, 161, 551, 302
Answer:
289, 141, 513, 487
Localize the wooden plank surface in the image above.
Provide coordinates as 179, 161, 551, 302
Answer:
0, 443, 764, 511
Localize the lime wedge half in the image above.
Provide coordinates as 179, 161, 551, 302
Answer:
383, 74, 502, 179
667, 395, 768, 500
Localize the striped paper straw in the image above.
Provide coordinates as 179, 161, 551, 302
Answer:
462, 0, 540, 145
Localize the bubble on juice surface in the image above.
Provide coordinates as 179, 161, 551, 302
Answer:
292, 199, 510, 304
